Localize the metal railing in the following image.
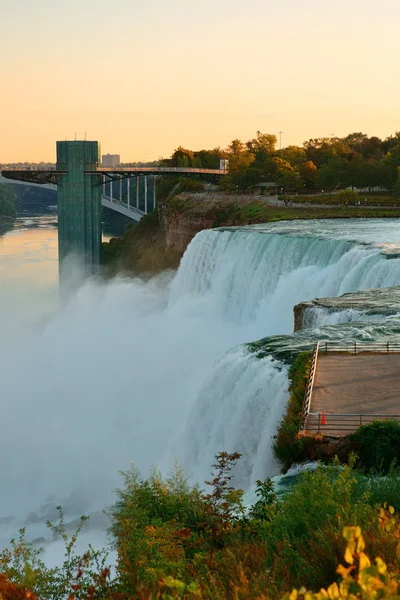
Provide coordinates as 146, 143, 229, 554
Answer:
306, 413, 400, 434
300, 342, 320, 429
319, 341, 400, 354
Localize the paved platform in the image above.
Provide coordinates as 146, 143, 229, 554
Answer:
304, 353, 400, 436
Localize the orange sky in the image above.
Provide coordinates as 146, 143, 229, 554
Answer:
1, 0, 400, 162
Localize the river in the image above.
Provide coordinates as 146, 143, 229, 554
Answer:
1, 215, 400, 553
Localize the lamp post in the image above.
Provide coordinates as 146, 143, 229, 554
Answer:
278, 131, 283, 150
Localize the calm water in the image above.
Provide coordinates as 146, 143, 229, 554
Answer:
0, 214, 121, 289
0, 216, 58, 288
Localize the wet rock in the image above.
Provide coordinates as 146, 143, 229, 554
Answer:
294, 286, 400, 331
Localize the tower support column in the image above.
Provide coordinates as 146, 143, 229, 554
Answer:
56, 140, 102, 277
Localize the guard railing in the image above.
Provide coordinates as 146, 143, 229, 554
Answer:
319, 341, 400, 354
300, 342, 320, 429
305, 413, 400, 434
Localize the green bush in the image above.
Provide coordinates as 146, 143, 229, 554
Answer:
349, 420, 400, 473
262, 462, 398, 592
273, 351, 312, 470
337, 189, 359, 203
0, 184, 17, 218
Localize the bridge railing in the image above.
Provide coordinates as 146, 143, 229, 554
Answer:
305, 412, 400, 435
96, 167, 227, 174
319, 341, 400, 354
300, 342, 320, 429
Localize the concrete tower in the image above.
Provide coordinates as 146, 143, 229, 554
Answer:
56, 141, 102, 276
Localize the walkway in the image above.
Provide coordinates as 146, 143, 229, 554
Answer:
302, 346, 400, 436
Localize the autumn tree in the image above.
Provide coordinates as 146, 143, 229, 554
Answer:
300, 160, 318, 192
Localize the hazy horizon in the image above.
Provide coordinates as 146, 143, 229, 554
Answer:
1, 0, 400, 162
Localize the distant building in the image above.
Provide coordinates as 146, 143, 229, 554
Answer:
102, 153, 120, 167
220, 159, 229, 171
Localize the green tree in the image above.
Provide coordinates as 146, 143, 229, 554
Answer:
0, 184, 17, 219
278, 145, 306, 167
300, 160, 318, 192
393, 167, 400, 198
223, 139, 256, 190
317, 156, 348, 192
169, 146, 194, 167
246, 131, 277, 157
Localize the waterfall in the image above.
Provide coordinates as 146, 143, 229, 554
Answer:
2, 219, 400, 538
170, 225, 400, 336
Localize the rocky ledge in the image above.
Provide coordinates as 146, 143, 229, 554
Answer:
294, 286, 400, 331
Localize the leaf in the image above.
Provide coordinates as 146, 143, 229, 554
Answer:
327, 582, 340, 599
337, 564, 355, 578
344, 546, 354, 565
375, 557, 388, 575
356, 534, 365, 553
359, 552, 371, 570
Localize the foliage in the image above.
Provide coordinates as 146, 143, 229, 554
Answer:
349, 420, 400, 473
273, 351, 313, 470
161, 130, 400, 194
337, 189, 360, 203
0, 184, 17, 219
101, 208, 181, 276
174, 178, 204, 195
109, 453, 249, 592
6, 457, 400, 598
393, 167, 400, 198
352, 468, 400, 513
282, 524, 400, 600
0, 507, 110, 599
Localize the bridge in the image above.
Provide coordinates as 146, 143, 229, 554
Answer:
300, 341, 400, 436
1, 140, 226, 276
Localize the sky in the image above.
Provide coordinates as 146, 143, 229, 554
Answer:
1, 0, 400, 162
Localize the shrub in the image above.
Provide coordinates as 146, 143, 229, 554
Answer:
263, 462, 399, 592
273, 351, 312, 470
337, 189, 359, 203
349, 420, 400, 473
282, 525, 400, 600
0, 507, 110, 600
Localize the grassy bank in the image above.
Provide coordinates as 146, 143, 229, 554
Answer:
168, 194, 400, 224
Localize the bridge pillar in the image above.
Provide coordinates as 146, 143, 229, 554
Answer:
56, 140, 101, 276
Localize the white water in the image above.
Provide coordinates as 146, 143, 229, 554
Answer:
170, 227, 400, 335
2, 219, 400, 546
302, 306, 384, 328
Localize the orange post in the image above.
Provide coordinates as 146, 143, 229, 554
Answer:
321, 411, 326, 425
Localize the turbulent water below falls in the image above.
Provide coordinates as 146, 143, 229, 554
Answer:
2, 218, 400, 547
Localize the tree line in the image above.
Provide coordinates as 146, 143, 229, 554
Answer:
163, 131, 400, 195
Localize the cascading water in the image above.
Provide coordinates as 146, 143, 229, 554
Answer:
2, 218, 400, 547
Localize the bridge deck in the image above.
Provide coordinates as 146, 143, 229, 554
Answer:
304, 353, 400, 436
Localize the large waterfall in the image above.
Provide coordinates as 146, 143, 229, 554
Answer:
2, 219, 400, 544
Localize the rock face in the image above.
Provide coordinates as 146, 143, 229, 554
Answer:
164, 213, 215, 254
158, 197, 216, 255
294, 286, 400, 331
158, 194, 272, 255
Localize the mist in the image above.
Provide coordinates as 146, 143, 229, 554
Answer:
0, 265, 255, 531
